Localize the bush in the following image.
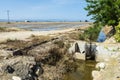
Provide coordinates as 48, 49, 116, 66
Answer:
54, 40, 65, 48
79, 24, 101, 41
0, 27, 6, 32
114, 22, 120, 42
40, 47, 64, 66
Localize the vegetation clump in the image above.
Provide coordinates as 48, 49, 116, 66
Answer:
114, 23, 120, 42
85, 0, 120, 34
54, 40, 65, 48
0, 27, 6, 31
79, 25, 101, 41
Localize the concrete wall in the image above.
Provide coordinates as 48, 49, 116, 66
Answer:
69, 41, 120, 61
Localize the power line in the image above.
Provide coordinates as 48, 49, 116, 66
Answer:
7, 10, 10, 24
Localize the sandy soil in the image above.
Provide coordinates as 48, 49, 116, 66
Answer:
0, 28, 75, 42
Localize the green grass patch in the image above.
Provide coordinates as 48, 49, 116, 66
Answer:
114, 22, 120, 42
79, 25, 101, 41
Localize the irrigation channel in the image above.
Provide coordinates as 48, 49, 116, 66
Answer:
64, 42, 97, 80
64, 30, 106, 80
10, 22, 106, 80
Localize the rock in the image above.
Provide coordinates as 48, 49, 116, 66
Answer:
0, 56, 36, 79
104, 37, 116, 44
6, 65, 15, 73
12, 76, 21, 80
96, 62, 106, 71
92, 70, 102, 80
0, 49, 13, 59
29, 62, 43, 78
73, 52, 85, 60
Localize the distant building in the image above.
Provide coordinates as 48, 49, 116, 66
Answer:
85, 20, 88, 22
24, 20, 30, 22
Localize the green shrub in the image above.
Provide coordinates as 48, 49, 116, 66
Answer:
114, 22, 120, 42
0, 27, 6, 31
79, 24, 101, 41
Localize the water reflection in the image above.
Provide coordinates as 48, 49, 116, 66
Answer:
64, 60, 96, 80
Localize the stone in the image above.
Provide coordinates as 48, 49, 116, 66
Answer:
104, 37, 116, 44
6, 65, 15, 73
0, 56, 36, 79
0, 49, 13, 59
73, 52, 85, 60
96, 62, 106, 71
12, 76, 21, 80
92, 70, 101, 80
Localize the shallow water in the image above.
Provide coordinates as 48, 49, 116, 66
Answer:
97, 31, 106, 42
15, 23, 88, 31
64, 60, 96, 80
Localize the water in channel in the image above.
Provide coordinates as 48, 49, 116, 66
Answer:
97, 30, 106, 42
64, 60, 97, 80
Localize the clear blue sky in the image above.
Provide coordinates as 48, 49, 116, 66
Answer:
0, 0, 91, 21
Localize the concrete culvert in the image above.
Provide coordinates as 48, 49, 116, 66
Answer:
75, 43, 81, 53
85, 42, 97, 60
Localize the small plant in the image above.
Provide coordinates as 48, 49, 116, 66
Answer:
41, 47, 64, 66
104, 46, 109, 50
31, 34, 36, 37
65, 43, 71, 49
6, 38, 19, 42
68, 32, 81, 40
54, 40, 65, 48
30, 35, 51, 43
64, 60, 78, 73
0, 27, 6, 32
114, 22, 120, 42
79, 24, 101, 41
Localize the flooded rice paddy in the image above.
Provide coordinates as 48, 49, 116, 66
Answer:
1, 22, 90, 31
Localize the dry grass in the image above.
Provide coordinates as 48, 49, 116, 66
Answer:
54, 40, 65, 48
30, 35, 52, 43
0, 39, 29, 50
67, 31, 82, 40
0, 35, 52, 50
0, 27, 25, 32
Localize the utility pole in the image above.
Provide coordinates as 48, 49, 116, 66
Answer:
7, 10, 10, 24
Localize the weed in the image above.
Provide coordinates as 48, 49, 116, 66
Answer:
6, 38, 19, 42
79, 25, 101, 41
40, 47, 64, 66
114, 22, 120, 42
54, 40, 65, 48
30, 34, 36, 37
0, 27, 6, 32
